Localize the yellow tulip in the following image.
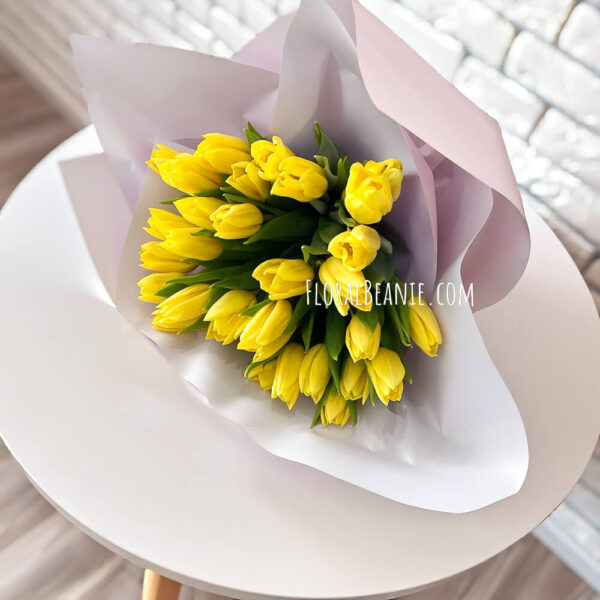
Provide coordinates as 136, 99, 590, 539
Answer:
137, 272, 182, 303
252, 331, 294, 363
408, 296, 442, 357
341, 359, 369, 404
139, 241, 195, 273
344, 159, 403, 224
271, 343, 305, 409
147, 144, 179, 173
251, 136, 294, 181
210, 203, 263, 239
238, 300, 292, 350
160, 228, 223, 261
299, 344, 330, 403
271, 157, 328, 203
157, 153, 222, 195
226, 161, 270, 200
174, 196, 225, 229
320, 391, 351, 427
247, 360, 277, 391
143, 208, 194, 240
367, 347, 405, 405
151, 284, 211, 332
318, 257, 372, 316
194, 133, 251, 174
328, 225, 380, 271
253, 258, 314, 300
345, 314, 380, 362
204, 289, 256, 345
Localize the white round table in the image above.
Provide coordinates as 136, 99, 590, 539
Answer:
1, 127, 599, 599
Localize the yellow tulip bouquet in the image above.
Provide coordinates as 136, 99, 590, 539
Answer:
137, 122, 442, 428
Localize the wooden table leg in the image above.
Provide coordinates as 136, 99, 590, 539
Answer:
142, 569, 182, 600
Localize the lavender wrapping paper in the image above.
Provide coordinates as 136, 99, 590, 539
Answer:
62, 0, 530, 512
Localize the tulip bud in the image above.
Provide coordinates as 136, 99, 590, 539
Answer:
247, 360, 277, 391
143, 208, 194, 240
252, 331, 294, 363
210, 203, 263, 240
318, 257, 372, 316
151, 284, 211, 332
344, 159, 403, 224
174, 196, 225, 229
137, 272, 182, 303
271, 343, 305, 410
320, 391, 351, 427
238, 300, 293, 351
328, 225, 380, 271
140, 241, 195, 273
157, 153, 222, 196
160, 228, 223, 261
194, 133, 251, 174
226, 161, 270, 201
204, 289, 256, 345
340, 359, 369, 404
147, 144, 179, 173
251, 136, 294, 181
345, 314, 380, 362
408, 296, 442, 357
253, 258, 314, 300
271, 157, 328, 203
366, 347, 405, 405
299, 344, 331, 403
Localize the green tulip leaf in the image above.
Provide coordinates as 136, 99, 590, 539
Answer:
314, 122, 340, 172
240, 298, 271, 317
328, 353, 341, 394
301, 245, 330, 263
244, 121, 265, 144
301, 308, 316, 351
347, 399, 358, 426
179, 318, 210, 333
214, 272, 260, 290
244, 210, 318, 244
317, 216, 345, 244
325, 307, 347, 361
284, 295, 310, 335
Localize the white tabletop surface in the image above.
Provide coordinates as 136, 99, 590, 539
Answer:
0, 127, 599, 599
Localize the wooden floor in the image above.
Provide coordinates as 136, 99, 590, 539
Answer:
0, 54, 598, 600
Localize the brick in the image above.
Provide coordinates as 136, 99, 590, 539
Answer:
585, 259, 600, 289
174, 0, 210, 23
559, 3, 600, 73
104, 0, 142, 28
399, 0, 455, 21
210, 38, 233, 58
530, 109, 600, 189
77, 0, 115, 31
58, 0, 106, 35
277, 0, 301, 14
433, 0, 515, 67
209, 6, 255, 52
482, 0, 575, 41
174, 10, 213, 52
111, 19, 146, 43
454, 57, 544, 138
141, 14, 193, 49
522, 191, 596, 270
215, 0, 241, 17
505, 32, 600, 133
504, 132, 600, 246
242, 0, 277, 31
144, 0, 176, 27
382, 3, 465, 80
